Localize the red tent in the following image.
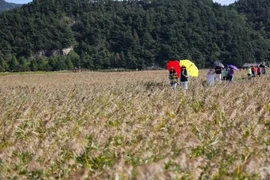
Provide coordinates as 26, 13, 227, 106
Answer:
166, 60, 180, 78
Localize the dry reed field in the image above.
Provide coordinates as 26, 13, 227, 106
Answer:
0, 70, 269, 179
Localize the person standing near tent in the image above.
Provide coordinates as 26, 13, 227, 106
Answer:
251, 66, 257, 77
262, 66, 266, 74
257, 66, 261, 77
168, 67, 178, 90
247, 66, 252, 79
227, 67, 235, 82
261, 65, 266, 74
180, 66, 189, 89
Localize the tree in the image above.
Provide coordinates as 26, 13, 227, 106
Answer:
68, 50, 80, 67
0, 58, 8, 72
65, 57, 74, 70
55, 56, 68, 70
30, 60, 38, 71
37, 57, 51, 71
18, 57, 29, 71
9, 56, 20, 72
81, 52, 94, 69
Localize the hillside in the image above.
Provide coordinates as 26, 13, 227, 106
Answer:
235, 0, 270, 38
0, 0, 21, 13
0, 0, 270, 71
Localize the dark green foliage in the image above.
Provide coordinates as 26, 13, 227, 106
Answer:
18, 57, 30, 72
30, 60, 38, 71
0, 58, 8, 72
9, 56, 20, 72
0, 0, 270, 71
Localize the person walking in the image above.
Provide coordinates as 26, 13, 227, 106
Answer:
257, 66, 261, 77
222, 68, 228, 81
227, 67, 234, 82
261, 65, 266, 74
251, 66, 257, 77
247, 67, 252, 80
168, 67, 178, 90
207, 68, 215, 86
180, 66, 189, 89
215, 66, 222, 82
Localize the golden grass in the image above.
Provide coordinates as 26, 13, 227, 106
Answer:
0, 70, 269, 179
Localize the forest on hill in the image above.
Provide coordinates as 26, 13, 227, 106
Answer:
1, 0, 270, 72
0, 0, 21, 13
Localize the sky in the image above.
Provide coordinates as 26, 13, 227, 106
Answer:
6, 0, 32, 4
213, 0, 236, 5
6, 0, 236, 5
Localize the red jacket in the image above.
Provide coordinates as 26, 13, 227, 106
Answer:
251, 67, 257, 73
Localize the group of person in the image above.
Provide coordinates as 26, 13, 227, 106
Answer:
168, 65, 232, 90
206, 64, 267, 86
246, 65, 266, 79
168, 64, 267, 89
206, 66, 235, 86
169, 66, 188, 90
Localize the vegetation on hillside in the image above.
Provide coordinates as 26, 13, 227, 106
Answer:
1, 0, 270, 71
0, 0, 21, 13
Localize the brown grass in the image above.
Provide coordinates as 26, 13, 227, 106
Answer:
0, 70, 269, 179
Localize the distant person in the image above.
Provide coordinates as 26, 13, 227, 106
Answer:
257, 66, 261, 77
206, 68, 215, 86
222, 68, 228, 81
227, 67, 234, 82
247, 67, 252, 80
262, 65, 266, 74
180, 66, 189, 89
215, 66, 222, 82
251, 66, 257, 77
168, 67, 178, 90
